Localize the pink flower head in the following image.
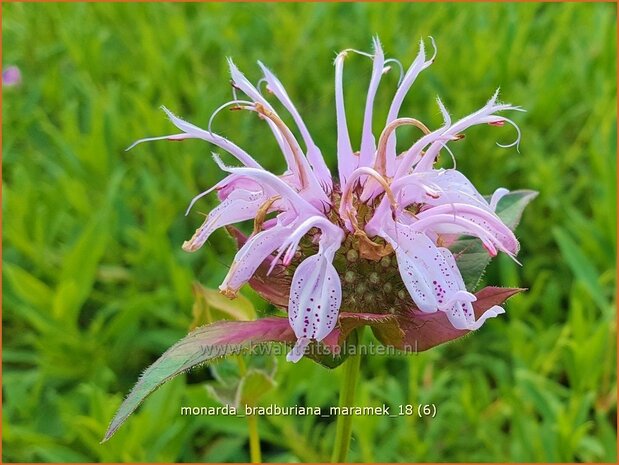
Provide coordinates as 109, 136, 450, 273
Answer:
130, 37, 526, 362
2, 65, 22, 87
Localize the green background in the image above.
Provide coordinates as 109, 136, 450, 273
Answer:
3, 2, 617, 462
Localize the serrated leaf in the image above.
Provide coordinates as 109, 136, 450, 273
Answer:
102, 317, 293, 442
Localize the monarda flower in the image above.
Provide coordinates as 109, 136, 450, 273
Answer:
105, 37, 536, 443
129, 37, 531, 363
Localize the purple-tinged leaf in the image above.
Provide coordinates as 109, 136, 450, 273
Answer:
372, 287, 523, 351
102, 318, 294, 442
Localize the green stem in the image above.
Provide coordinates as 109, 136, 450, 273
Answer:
247, 413, 262, 463
330, 329, 362, 463
237, 356, 262, 463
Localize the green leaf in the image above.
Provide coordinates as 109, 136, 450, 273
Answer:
102, 318, 293, 442
237, 369, 277, 406
4, 264, 53, 311
494, 189, 539, 230
553, 227, 608, 311
205, 384, 238, 407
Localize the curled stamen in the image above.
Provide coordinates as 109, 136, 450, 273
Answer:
427, 36, 438, 62
207, 99, 255, 134
230, 80, 239, 101
251, 102, 310, 189
255, 77, 270, 96
253, 195, 282, 234
494, 117, 522, 153
374, 118, 431, 176
384, 58, 404, 86
340, 167, 398, 229
334, 48, 374, 62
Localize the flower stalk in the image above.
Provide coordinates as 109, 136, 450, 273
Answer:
238, 356, 262, 463
331, 328, 363, 463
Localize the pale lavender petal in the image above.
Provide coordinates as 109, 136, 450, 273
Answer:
412, 203, 520, 256
226, 226, 292, 309
358, 37, 385, 168
334, 52, 356, 185
286, 246, 342, 362
152, 107, 263, 169
215, 175, 262, 201
382, 222, 439, 312
382, 221, 491, 329
287, 337, 311, 363
383, 38, 436, 175
414, 90, 523, 172
220, 224, 293, 295
257, 61, 333, 192
489, 187, 510, 211
386, 38, 435, 124
125, 133, 194, 151
213, 155, 323, 218
184, 173, 262, 215
393, 169, 490, 211
182, 189, 267, 252
392, 98, 452, 179
238, 105, 330, 206
229, 60, 329, 204
439, 249, 505, 329
270, 215, 344, 272
228, 59, 306, 189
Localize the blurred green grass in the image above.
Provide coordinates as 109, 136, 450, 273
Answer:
2, 2, 616, 462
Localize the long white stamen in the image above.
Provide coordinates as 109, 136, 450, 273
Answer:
207, 99, 254, 134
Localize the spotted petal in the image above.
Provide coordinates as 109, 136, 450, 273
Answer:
183, 189, 267, 252
382, 221, 502, 332
287, 247, 342, 362
220, 223, 293, 296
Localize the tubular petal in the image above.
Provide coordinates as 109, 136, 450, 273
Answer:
229, 59, 324, 195
383, 222, 483, 327
413, 91, 522, 173
212, 155, 323, 218
334, 52, 356, 184
257, 61, 333, 192
439, 249, 505, 330
287, 246, 342, 362
412, 203, 519, 255
161, 107, 263, 169
384, 38, 436, 175
182, 190, 269, 252
220, 224, 292, 295
358, 37, 385, 168
393, 169, 491, 211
